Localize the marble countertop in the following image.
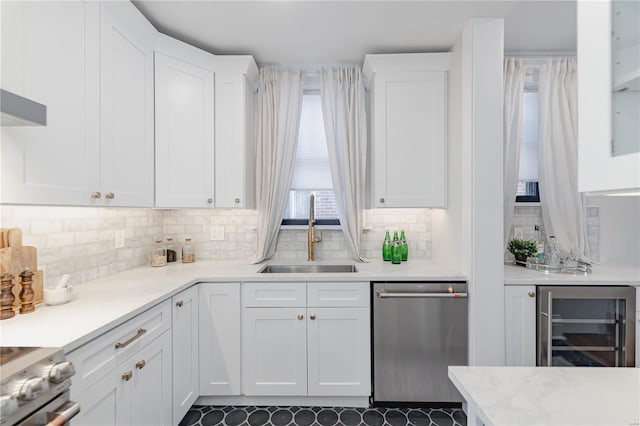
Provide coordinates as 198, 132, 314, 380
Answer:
504, 263, 640, 286
0, 259, 465, 352
448, 366, 640, 426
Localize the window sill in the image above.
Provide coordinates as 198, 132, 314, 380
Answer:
515, 202, 541, 206
280, 225, 342, 231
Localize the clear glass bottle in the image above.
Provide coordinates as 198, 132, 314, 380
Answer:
151, 238, 167, 267
166, 237, 177, 263
382, 230, 392, 261
400, 230, 408, 261
534, 224, 545, 263
548, 235, 560, 268
182, 238, 195, 263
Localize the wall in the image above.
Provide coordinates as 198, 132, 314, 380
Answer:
506, 205, 601, 262
0, 205, 162, 286
0, 206, 433, 286
587, 196, 640, 266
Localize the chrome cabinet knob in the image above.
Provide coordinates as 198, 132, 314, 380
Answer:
528, 291, 535, 298
297, 314, 304, 320
309, 314, 316, 320
122, 371, 133, 381
105, 192, 115, 199
48, 362, 75, 384
90, 192, 101, 199
235, 198, 240, 204
207, 198, 213, 204
135, 360, 146, 370
379, 198, 385, 203
18, 377, 49, 401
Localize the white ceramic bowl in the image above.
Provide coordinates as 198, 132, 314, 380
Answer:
44, 285, 74, 306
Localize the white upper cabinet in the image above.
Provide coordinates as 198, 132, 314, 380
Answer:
0, 0, 156, 207
99, 1, 156, 207
154, 35, 216, 208
1, 0, 100, 205
364, 53, 451, 208
214, 56, 258, 209
578, 0, 640, 194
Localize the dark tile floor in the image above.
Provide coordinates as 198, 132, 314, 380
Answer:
179, 405, 466, 426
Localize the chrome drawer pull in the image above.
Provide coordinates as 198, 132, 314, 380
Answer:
376, 290, 467, 299
115, 328, 147, 349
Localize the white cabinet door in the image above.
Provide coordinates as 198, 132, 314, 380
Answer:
242, 308, 307, 396
72, 360, 131, 426
504, 285, 537, 366
373, 71, 446, 208
99, 2, 156, 207
131, 331, 172, 426
214, 57, 258, 208
307, 307, 371, 396
364, 53, 450, 208
155, 36, 215, 208
0, 0, 100, 205
577, 1, 640, 193
172, 286, 199, 424
199, 283, 241, 395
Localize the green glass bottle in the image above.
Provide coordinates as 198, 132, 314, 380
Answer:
391, 240, 402, 264
393, 231, 399, 244
382, 230, 392, 261
400, 230, 408, 261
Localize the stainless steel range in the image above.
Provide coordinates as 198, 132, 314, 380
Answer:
0, 347, 79, 426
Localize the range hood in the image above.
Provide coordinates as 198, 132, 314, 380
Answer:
0, 89, 47, 126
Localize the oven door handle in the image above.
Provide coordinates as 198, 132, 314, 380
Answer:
46, 400, 81, 426
376, 289, 468, 299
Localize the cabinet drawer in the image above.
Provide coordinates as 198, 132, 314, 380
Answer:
242, 282, 306, 307
68, 299, 171, 392
307, 282, 369, 307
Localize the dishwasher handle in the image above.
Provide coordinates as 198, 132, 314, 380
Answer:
376, 289, 467, 299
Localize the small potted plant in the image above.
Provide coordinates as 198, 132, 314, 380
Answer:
508, 239, 537, 265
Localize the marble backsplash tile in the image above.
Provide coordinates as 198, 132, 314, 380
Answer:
0, 206, 434, 286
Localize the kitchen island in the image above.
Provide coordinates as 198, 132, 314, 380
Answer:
448, 366, 640, 426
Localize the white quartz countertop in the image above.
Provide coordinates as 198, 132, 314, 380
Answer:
0, 259, 465, 352
504, 263, 640, 285
448, 366, 640, 426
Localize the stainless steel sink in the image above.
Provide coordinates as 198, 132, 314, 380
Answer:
258, 264, 358, 274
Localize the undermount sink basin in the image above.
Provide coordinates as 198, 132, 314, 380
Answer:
258, 264, 358, 274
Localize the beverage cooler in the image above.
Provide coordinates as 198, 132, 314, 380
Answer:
537, 286, 636, 367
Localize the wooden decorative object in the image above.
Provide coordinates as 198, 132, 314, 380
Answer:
0, 273, 15, 320
19, 269, 35, 314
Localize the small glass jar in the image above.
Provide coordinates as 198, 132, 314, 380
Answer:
166, 237, 177, 263
151, 239, 167, 267
182, 238, 195, 263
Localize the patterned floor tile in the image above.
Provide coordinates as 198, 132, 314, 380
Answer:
182, 405, 466, 426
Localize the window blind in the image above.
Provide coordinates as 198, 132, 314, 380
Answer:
518, 91, 539, 182
290, 94, 333, 190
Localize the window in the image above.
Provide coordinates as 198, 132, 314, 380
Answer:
516, 72, 540, 203
282, 93, 340, 225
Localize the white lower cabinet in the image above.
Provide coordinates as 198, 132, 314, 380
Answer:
242, 307, 308, 395
504, 285, 537, 366
307, 307, 370, 396
73, 330, 172, 426
241, 282, 371, 397
199, 283, 242, 395
172, 287, 199, 424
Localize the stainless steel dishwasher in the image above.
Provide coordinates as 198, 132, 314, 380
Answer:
372, 282, 468, 404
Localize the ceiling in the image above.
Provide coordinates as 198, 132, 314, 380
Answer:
133, 0, 577, 67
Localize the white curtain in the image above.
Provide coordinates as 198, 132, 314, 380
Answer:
319, 66, 368, 262
538, 58, 589, 260
503, 58, 527, 248
253, 68, 305, 263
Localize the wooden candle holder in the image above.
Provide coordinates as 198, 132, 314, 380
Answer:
19, 269, 35, 314
0, 273, 15, 320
